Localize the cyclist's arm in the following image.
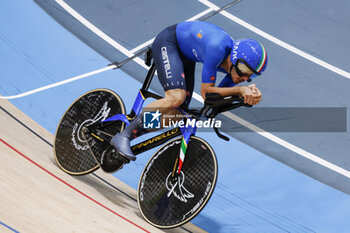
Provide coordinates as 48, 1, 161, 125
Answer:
218, 73, 236, 87
201, 82, 242, 99
201, 83, 262, 105
201, 41, 227, 85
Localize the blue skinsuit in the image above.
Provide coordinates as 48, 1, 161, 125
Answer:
152, 21, 236, 107
176, 21, 234, 85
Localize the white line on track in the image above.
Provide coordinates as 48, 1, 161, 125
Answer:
222, 111, 350, 178
0, 66, 116, 100
56, 0, 149, 70
197, 0, 350, 80
1, 0, 349, 178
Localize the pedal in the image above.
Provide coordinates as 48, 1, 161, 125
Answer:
115, 151, 131, 164
100, 146, 129, 173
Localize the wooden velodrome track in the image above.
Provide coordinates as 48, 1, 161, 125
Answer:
0, 99, 205, 233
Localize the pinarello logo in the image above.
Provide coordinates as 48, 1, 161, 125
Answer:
181, 73, 185, 79
210, 76, 215, 81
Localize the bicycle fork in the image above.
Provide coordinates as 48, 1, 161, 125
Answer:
171, 116, 197, 177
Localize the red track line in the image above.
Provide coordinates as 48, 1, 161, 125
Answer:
0, 138, 150, 233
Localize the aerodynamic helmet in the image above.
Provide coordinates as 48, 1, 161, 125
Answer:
230, 38, 268, 81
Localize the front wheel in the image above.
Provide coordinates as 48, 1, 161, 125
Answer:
137, 136, 217, 228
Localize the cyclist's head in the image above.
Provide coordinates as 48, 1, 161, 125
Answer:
230, 39, 268, 82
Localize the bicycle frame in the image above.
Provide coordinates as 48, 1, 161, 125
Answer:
98, 63, 197, 175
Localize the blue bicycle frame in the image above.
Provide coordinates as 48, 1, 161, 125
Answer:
99, 63, 197, 174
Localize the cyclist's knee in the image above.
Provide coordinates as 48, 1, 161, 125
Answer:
164, 89, 186, 108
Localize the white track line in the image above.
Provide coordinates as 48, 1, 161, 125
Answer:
2, 0, 348, 178
56, 0, 149, 70
0, 5, 213, 99
0, 0, 147, 100
198, 0, 350, 80
222, 111, 350, 178
0, 66, 116, 99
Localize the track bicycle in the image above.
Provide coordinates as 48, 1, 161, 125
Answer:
54, 49, 251, 228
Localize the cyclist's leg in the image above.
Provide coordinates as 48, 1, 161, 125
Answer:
146, 88, 186, 125
111, 24, 188, 161
181, 57, 195, 109
147, 48, 196, 124
146, 27, 197, 125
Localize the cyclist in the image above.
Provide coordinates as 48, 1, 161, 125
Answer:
108, 21, 268, 166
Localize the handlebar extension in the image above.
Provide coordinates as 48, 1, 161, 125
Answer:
201, 93, 252, 141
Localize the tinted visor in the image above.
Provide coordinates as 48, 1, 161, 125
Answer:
230, 59, 260, 81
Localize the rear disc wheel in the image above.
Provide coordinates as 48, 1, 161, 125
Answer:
54, 89, 125, 175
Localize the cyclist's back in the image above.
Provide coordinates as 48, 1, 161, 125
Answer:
176, 21, 232, 70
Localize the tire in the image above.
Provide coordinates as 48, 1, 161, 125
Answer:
137, 136, 217, 228
54, 89, 125, 175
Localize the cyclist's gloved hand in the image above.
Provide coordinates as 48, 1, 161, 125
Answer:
239, 85, 262, 105
247, 84, 261, 96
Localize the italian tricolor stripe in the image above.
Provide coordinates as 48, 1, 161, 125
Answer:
256, 42, 267, 73
177, 138, 187, 174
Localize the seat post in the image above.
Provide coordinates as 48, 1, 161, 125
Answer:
141, 63, 156, 91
